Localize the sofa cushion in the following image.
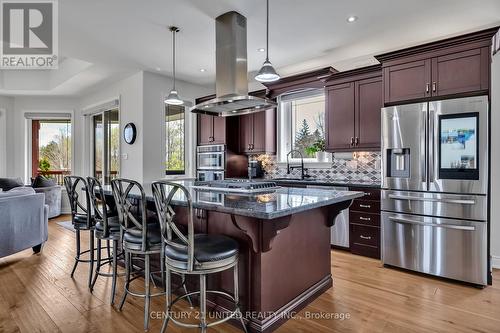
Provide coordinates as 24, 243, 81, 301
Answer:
0, 177, 24, 191
32, 175, 57, 188
0, 187, 35, 198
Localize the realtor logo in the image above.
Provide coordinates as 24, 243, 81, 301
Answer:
1, 0, 58, 69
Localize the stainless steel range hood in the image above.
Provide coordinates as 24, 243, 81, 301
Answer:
191, 11, 276, 117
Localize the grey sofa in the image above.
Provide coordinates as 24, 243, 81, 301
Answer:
34, 185, 62, 218
0, 187, 49, 258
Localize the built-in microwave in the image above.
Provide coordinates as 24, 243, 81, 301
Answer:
196, 145, 225, 170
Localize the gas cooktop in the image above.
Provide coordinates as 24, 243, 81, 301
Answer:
191, 179, 279, 193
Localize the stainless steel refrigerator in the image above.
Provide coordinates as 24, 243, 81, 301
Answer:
381, 95, 489, 286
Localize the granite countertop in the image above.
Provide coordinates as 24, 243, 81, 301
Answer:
100, 181, 364, 220
232, 178, 381, 189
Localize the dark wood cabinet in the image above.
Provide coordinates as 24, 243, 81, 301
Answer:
383, 59, 431, 103
356, 77, 383, 149
238, 109, 276, 154
431, 48, 489, 97
324, 66, 382, 152
326, 82, 355, 151
349, 186, 381, 259
197, 114, 226, 145
376, 28, 496, 105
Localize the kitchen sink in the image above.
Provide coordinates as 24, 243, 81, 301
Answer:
272, 177, 317, 182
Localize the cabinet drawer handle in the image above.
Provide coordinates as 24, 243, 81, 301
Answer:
355, 137, 359, 146
359, 204, 371, 208
359, 216, 371, 221
364, 192, 371, 196
426, 83, 430, 94
350, 137, 354, 146
360, 235, 372, 240
432, 82, 437, 92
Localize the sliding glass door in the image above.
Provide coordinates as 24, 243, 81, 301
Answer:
92, 109, 119, 184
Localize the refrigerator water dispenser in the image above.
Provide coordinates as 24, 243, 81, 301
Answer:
387, 148, 410, 178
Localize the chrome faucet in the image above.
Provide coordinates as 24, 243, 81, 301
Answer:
286, 149, 309, 180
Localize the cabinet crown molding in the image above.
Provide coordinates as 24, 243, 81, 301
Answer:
375, 26, 499, 64
322, 65, 382, 86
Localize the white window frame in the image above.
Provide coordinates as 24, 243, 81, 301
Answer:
277, 88, 332, 167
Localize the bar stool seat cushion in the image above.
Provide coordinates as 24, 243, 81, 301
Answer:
165, 234, 239, 263
95, 216, 121, 233
73, 214, 94, 229
123, 224, 162, 246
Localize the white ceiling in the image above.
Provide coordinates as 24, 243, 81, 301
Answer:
1, 0, 500, 96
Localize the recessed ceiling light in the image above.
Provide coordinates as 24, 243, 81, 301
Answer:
155, 67, 161, 71
199, 68, 206, 72
257, 48, 265, 52
346, 16, 358, 23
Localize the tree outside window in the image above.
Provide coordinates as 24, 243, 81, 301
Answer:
166, 105, 185, 175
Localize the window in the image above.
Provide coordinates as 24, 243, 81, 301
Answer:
92, 109, 119, 184
32, 119, 71, 185
278, 89, 329, 163
165, 105, 185, 175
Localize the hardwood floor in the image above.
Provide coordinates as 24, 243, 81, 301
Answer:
1, 215, 499, 333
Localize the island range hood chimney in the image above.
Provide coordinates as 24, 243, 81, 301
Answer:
191, 11, 276, 116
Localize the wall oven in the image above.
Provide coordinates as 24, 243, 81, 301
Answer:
196, 145, 225, 180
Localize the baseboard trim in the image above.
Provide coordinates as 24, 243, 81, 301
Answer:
492, 255, 500, 269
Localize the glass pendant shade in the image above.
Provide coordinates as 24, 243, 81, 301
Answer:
165, 26, 184, 105
255, 60, 280, 82
165, 89, 183, 105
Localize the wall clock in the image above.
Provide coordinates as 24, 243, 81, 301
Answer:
123, 123, 137, 144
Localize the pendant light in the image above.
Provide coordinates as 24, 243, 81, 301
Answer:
165, 26, 184, 105
255, 0, 280, 83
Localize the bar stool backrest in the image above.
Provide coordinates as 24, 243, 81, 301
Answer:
111, 178, 149, 251
87, 177, 111, 237
152, 181, 194, 272
64, 175, 92, 228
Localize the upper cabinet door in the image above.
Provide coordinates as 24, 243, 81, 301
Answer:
383, 59, 431, 104
197, 114, 214, 145
252, 109, 276, 154
211, 116, 226, 144
326, 82, 355, 151
355, 77, 383, 149
239, 113, 253, 153
431, 47, 489, 97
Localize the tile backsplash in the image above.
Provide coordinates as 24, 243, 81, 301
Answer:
255, 152, 381, 183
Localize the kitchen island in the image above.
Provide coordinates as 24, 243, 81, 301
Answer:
101, 181, 363, 332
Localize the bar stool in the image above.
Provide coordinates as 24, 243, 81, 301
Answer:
87, 176, 122, 305
111, 178, 166, 331
152, 181, 247, 333
63, 176, 95, 288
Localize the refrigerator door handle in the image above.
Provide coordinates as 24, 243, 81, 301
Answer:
388, 194, 476, 205
388, 216, 476, 231
428, 106, 435, 184
421, 107, 427, 184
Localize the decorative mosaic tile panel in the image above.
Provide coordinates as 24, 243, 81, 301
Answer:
254, 152, 381, 183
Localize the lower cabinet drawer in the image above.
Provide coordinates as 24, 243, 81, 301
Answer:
350, 211, 380, 227
350, 224, 380, 259
350, 199, 380, 213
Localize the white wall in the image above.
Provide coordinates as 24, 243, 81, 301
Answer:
79, 71, 144, 182
142, 71, 212, 184
491, 52, 500, 269
8, 96, 79, 182
0, 96, 14, 177
80, 71, 213, 184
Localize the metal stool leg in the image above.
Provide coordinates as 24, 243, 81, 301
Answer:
200, 274, 207, 332
160, 267, 171, 333
88, 230, 94, 288
160, 247, 165, 292
144, 254, 151, 331
70, 229, 80, 277
106, 240, 111, 265
110, 240, 118, 305
234, 262, 248, 333
90, 238, 101, 292
118, 250, 130, 311
182, 274, 193, 308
